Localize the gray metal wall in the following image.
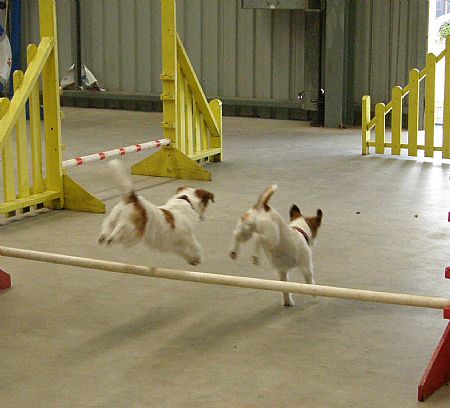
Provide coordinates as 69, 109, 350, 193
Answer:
353, 0, 428, 107
23, 0, 429, 122
23, 0, 307, 102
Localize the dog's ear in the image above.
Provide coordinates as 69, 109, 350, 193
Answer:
289, 204, 302, 221
305, 210, 323, 238
176, 186, 187, 194
195, 189, 215, 204
314, 209, 323, 227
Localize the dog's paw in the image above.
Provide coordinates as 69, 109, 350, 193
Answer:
283, 294, 295, 307
189, 257, 201, 266
252, 256, 259, 266
229, 251, 237, 260
97, 234, 107, 245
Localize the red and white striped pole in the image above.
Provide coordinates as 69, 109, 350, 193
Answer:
62, 138, 171, 169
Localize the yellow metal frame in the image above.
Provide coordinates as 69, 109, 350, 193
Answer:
362, 36, 450, 159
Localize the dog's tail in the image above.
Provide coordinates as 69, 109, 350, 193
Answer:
254, 185, 277, 211
108, 159, 135, 200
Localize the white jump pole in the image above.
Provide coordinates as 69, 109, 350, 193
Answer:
62, 138, 171, 169
1, 246, 449, 310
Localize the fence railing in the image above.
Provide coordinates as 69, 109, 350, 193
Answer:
0, 0, 63, 217
176, 34, 222, 162
362, 37, 450, 159
158, 0, 222, 163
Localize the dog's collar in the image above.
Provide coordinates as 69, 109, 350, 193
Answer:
178, 195, 196, 211
291, 226, 310, 246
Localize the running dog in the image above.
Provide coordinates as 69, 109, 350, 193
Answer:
229, 185, 322, 306
97, 160, 214, 265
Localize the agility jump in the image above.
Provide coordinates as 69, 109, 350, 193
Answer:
0, 0, 222, 219
62, 138, 171, 169
0, 245, 448, 308
0, 245, 449, 401
0, 245, 448, 310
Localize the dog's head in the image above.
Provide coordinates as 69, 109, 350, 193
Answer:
175, 187, 215, 220
97, 193, 147, 247
228, 185, 277, 260
236, 208, 258, 234
236, 184, 278, 232
289, 205, 323, 240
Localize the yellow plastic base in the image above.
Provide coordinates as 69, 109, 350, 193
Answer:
62, 175, 105, 213
131, 147, 212, 181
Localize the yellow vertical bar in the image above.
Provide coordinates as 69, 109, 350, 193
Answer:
1, 98, 15, 204
408, 68, 419, 157
178, 65, 186, 154
27, 44, 44, 194
443, 37, 450, 158
209, 99, 222, 162
161, 0, 178, 146
194, 101, 201, 153
39, 0, 63, 204
13, 70, 30, 200
391, 86, 402, 155
425, 53, 436, 158
375, 103, 386, 154
185, 84, 194, 156
361, 95, 371, 155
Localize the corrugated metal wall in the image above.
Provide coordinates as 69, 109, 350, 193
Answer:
353, 0, 428, 107
23, 0, 307, 102
23, 1, 428, 119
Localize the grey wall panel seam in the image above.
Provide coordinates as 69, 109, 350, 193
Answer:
252, 9, 256, 99
218, 0, 223, 97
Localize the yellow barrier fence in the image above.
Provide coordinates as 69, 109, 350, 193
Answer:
362, 36, 450, 159
0, 0, 65, 218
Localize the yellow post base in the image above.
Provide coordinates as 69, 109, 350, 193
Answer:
209, 152, 222, 163
131, 147, 212, 181
62, 175, 105, 213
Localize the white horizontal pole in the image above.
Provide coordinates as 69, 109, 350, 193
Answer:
62, 138, 171, 169
0, 245, 449, 310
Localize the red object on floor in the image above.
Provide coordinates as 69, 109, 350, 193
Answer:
445, 307, 450, 320
418, 322, 450, 401
417, 267, 450, 401
0, 269, 11, 290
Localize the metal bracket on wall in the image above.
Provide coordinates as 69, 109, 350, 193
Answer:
160, 93, 175, 100
160, 74, 175, 81
161, 122, 175, 129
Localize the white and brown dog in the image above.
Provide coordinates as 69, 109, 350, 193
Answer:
229, 185, 322, 306
97, 159, 214, 265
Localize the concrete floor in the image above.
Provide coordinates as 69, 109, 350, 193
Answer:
1, 107, 450, 407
